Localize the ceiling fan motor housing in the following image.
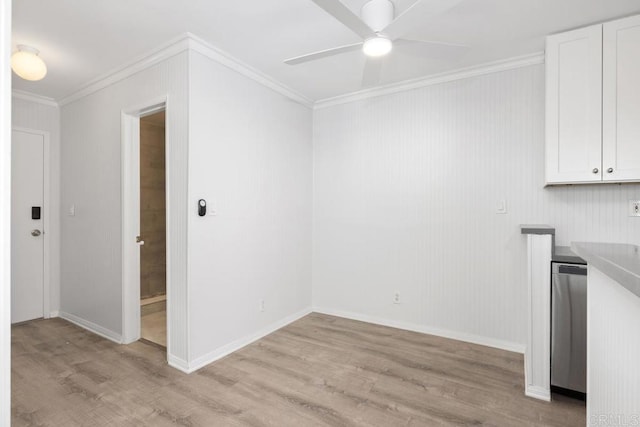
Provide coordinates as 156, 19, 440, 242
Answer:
361, 0, 395, 33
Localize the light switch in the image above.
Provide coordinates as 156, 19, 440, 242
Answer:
208, 200, 217, 216
496, 200, 507, 214
630, 200, 640, 217
68, 204, 75, 216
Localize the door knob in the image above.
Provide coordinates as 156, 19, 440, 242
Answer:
592, 168, 599, 174
31, 229, 41, 237
136, 235, 144, 245
607, 168, 614, 173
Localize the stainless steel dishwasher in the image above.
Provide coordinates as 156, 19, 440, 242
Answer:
551, 262, 587, 397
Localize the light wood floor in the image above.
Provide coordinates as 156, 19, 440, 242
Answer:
12, 313, 585, 426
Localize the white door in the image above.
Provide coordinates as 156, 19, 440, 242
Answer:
11, 129, 45, 323
545, 24, 603, 184
603, 14, 640, 182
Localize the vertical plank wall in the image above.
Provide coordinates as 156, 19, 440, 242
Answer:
60, 52, 189, 363
312, 63, 640, 348
60, 45, 313, 370
187, 49, 313, 365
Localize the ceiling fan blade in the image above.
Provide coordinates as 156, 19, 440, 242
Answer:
383, 0, 465, 40
310, 0, 376, 39
394, 38, 469, 60
396, 38, 468, 48
284, 42, 363, 65
362, 57, 384, 88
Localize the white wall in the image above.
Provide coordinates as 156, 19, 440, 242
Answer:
312, 63, 640, 349
60, 52, 190, 361
12, 96, 61, 315
187, 50, 312, 367
60, 43, 312, 371
1, 0, 12, 422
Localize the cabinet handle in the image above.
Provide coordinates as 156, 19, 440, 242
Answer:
607, 168, 613, 173
592, 168, 599, 174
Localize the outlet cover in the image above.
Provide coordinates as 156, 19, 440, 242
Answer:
630, 200, 640, 217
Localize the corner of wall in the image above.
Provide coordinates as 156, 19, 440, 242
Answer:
184, 307, 312, 374
59, 311, 122, 344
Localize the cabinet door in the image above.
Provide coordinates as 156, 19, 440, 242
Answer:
603, 15, 640, 182
546, 25, 603, 184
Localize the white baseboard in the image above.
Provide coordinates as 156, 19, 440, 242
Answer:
167, 354, 190, 374
525, 385, 551, 401
312, 307, 526, 354
184, 307, 313, 374
523, 352, 551, 401
59, 311, 122, 344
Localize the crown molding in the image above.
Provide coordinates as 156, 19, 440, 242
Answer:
12, 90, 58, 107
58, 33, 312, 108
58, 34, 190, 106
45, 35, 542, 111
314, 52, 545, 109
186, 34, 313, 108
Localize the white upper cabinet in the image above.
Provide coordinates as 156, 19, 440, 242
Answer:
546, 25, 603, 184
545, 15, 640, 185
603, 15, 640, 182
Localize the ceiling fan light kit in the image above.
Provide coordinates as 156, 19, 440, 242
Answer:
362, 0, 394, 57
11, 45, 47, 81
363, 36, 393, 57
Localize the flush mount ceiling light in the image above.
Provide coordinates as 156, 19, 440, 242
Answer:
11, 45, 47, 81
362, 36, 393, 57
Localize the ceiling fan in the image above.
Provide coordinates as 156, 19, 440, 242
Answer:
285, 0, 467, 87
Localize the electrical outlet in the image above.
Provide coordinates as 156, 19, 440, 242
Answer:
393, 293, 401, 304
259, 299, 265, 312
630, 200, 640, 217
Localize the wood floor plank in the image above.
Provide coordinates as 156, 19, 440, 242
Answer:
12, 314, 585, 426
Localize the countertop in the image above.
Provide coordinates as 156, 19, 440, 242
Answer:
519, 225, 585, 264
571, 242, 640, 298
520, 225, 555, 235
553, 246, 585, 264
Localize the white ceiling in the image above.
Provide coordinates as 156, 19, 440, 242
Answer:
12, 0, 640, 102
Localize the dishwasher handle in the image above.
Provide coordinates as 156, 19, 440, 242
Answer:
558, 265, 587, 276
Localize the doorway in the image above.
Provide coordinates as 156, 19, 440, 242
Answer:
139, 110, 167, 347
11, 128, 50, 324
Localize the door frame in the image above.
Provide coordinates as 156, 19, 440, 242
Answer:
11, 127, 52, 320
121, 96, 169, 347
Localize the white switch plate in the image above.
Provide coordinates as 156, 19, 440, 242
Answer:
208, 200, 217, 216
496, 200, 507, 214
630, 200, 640, 217
68, 204, 75, 216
